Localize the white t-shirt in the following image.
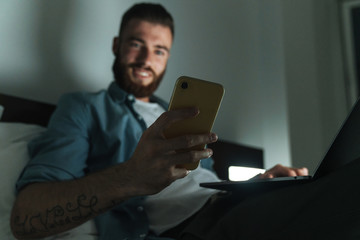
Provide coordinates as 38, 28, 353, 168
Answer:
133, 99, 220, 235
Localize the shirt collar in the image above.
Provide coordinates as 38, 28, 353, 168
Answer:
108, 81, 168, 109
108, 81, 132, 104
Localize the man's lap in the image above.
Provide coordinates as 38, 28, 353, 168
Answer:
179, 159, 360, 240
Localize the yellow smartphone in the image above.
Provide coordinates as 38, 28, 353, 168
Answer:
164, 76, 225, 170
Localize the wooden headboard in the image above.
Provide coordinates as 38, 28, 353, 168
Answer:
0, 93, 56, 127
0, 93, 263, 180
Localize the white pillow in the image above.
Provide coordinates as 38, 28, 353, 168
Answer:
0, 122, 97, 240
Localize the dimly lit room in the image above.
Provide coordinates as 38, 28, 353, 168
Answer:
1, 0, 360, 239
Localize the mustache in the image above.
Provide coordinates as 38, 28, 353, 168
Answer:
128, 63, 155, 73
112, 54, 155, 75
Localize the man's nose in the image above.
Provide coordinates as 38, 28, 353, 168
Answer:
137, 48, 153, 67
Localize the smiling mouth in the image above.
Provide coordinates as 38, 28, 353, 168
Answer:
138, 71, 149, 77
133, 67, 152, 79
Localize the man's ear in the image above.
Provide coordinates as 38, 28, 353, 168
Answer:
112, 37, 119, 55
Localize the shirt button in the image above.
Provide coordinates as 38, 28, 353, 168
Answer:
137, 206, 144, 212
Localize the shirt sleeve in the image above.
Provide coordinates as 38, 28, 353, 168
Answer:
200, 156, 215, 172
16, 93, 92, 191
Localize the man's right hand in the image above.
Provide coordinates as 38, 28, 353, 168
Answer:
122, 107, 218, 195
10, 107, 217, 239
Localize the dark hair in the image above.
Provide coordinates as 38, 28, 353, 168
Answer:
119, 3, 174, 39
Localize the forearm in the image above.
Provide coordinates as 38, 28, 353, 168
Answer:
10, 163, 140, 239
10, 109, 218, 239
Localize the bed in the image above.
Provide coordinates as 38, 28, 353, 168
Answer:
0, 92, 263, 239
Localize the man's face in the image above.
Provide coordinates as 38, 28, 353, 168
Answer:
112, 19, 172, 100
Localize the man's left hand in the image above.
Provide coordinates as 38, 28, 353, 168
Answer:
256, 164, 309, 179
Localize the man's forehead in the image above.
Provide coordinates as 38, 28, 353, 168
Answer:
121, 19, 173, 44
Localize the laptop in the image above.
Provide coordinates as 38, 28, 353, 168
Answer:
200, 97, 360, 194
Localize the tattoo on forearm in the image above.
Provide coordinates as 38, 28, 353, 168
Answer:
13, 194, 101, 236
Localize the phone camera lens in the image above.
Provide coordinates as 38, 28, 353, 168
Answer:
181, 82, 188, 89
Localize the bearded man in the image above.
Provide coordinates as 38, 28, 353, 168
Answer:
11, 3, 308, 240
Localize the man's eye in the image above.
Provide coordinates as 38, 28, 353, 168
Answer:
155, 50, 165, 56
130, 42, 141, 48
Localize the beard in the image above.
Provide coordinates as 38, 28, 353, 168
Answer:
112, 55, 165, 98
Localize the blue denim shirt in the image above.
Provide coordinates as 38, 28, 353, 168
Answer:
16, 82, 214, 240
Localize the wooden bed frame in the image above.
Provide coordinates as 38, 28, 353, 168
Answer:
0, 93, 56, 127
0, 93, 263, 180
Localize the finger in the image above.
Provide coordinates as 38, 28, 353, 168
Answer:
169, 148, 213, 166
266, 164, 297, 177
258, 172, 274, 179
294, 167, 309, 176
162, 132, 218, 152
150, 108, 199, 134
171, 167, 191, 180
